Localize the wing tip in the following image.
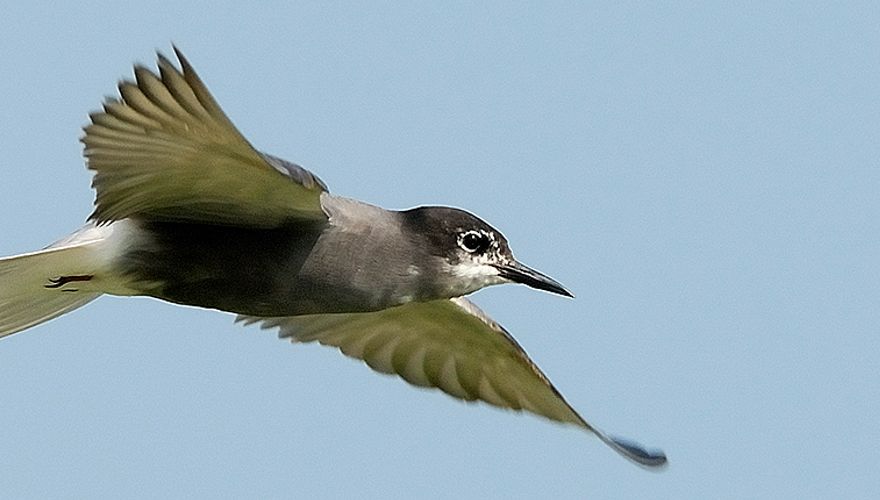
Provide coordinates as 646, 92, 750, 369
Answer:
598, 432, 668, 470
156, 49, 177, 72
149, 44, 191, 83
172, 45, 195, 76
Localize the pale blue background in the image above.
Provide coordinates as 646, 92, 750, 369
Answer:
1, 2, 878, 498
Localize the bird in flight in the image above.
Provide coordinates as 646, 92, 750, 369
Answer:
0, 48, 666, 468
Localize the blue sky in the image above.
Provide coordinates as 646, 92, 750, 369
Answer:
1, 2, 878, 498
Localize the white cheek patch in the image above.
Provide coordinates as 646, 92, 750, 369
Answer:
451, 261, 498, 280
443, 253, 507, 297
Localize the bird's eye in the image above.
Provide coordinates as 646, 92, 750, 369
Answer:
459, 230, 490, 253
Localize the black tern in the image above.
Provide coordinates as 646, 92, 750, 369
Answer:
0, 48, 666, 468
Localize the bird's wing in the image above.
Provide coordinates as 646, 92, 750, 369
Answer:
82, 48, 328, 227
238, 297, 666, 468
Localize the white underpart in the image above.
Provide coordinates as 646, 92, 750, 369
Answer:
0, 219, 143, 337
45, 219, 145, 296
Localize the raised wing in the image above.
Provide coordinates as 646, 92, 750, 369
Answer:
82, 47, 327, 226
239, 297, 667, 468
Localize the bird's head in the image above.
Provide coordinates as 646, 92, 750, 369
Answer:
401, 206, 572, 299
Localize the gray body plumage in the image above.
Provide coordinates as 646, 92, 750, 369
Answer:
0, 48, 666, 469
119, 194, 458, 316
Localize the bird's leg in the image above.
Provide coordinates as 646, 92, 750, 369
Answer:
44, 274, 94, 291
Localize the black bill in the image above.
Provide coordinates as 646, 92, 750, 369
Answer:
496, 261, 573, 297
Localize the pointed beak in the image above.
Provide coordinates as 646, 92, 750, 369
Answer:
495, 261, 573, 298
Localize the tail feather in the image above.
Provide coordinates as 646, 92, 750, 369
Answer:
0, 227, 110, 339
